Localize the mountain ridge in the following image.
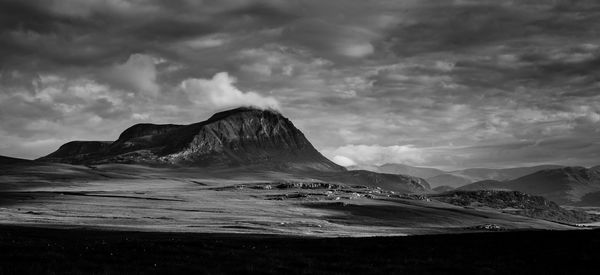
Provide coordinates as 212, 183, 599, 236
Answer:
39, 107, 342, 171
0, 155, 32, 165
348, 163, 566, 189
458, 166, 600, 205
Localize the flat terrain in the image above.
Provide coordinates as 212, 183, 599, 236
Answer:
1, 162, 599, 273
0, 225, 599, 274
0, 163, 576, 236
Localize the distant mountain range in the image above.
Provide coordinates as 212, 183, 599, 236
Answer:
432, 190, 598, 224
348, 163, 564, 188
376, 163, 446, 179
348, 163, 600, 205
459, 167, 600, 205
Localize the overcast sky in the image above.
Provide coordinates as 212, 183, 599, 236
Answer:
1, 0, 599, 170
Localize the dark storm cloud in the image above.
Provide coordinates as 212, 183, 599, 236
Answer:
224, 2, 298, 26
0, 0, 299, 74
0, 0, 598, 169
388, 6, 534, 56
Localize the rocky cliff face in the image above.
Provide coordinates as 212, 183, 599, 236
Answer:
39, 107, 342, 171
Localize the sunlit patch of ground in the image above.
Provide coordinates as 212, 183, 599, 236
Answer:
0, 163, 577, 236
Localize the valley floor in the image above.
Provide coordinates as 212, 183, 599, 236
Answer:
1, 163, 598, 273
0, 163, 576, 236
0, 225, 599, 274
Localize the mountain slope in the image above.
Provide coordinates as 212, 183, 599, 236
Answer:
451, 165, 564, 182
458, 180, 507, 191
377, 163, 446, 179
344, 170, 430, 193
430, 165, 564, 188
41, 141, 112, 163
432, 190, 598, 224
426, 173, 474, 188
39, 107, 342, 171
0, 155, 32, 165
459, 167, 600, 205
354, 163, 562, 189
37, 107, 433, 193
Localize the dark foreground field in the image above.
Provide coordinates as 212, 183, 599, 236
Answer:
0, 226, 599, 274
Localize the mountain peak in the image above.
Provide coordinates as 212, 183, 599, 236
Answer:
206, 106, 281, 122
39, 107, 342, 171
117, 123, 182, 142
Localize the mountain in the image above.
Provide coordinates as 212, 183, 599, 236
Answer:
343, 170, 430, 193
350, 163, 563, 189
377, 163, 446, 179
459, 167, 600, 205
347, 163, 446, 179
458, 180, 507, 191
37, 107, 431, 193
41, 141, 112, 163
432, 190, 598, 224
346, 164, 380, 173
0, 155, 32, 165
451, 165, 564, 182
429, 165, 564, 188
426, 173, 474, 188
39, 107, 342, 171
578, 191, 600, 206
432, 186, 455, 193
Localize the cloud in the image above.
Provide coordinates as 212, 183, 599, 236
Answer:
282, 19, 377, 59
1, 0, 600, 169
233, 44, 333, 82
103, 54, 160, 96
183, 35, 229, 50
331, 155, 356, 167
324, 144, 427, 167
181, 72, 280, 110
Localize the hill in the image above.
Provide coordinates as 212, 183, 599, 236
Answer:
459, 167, 600, 205
37, 107, 431, 193
429, 165, 564, 188
0, 155, 32, 165
432, 186, 455, 193
377, 163, 446, 179
351, 163, 563, 189
432, 190, 599, 224
39, 107, 342, 171
458, 180, 507, 191
451, 165, 564, 182
426, 173, 474, 188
